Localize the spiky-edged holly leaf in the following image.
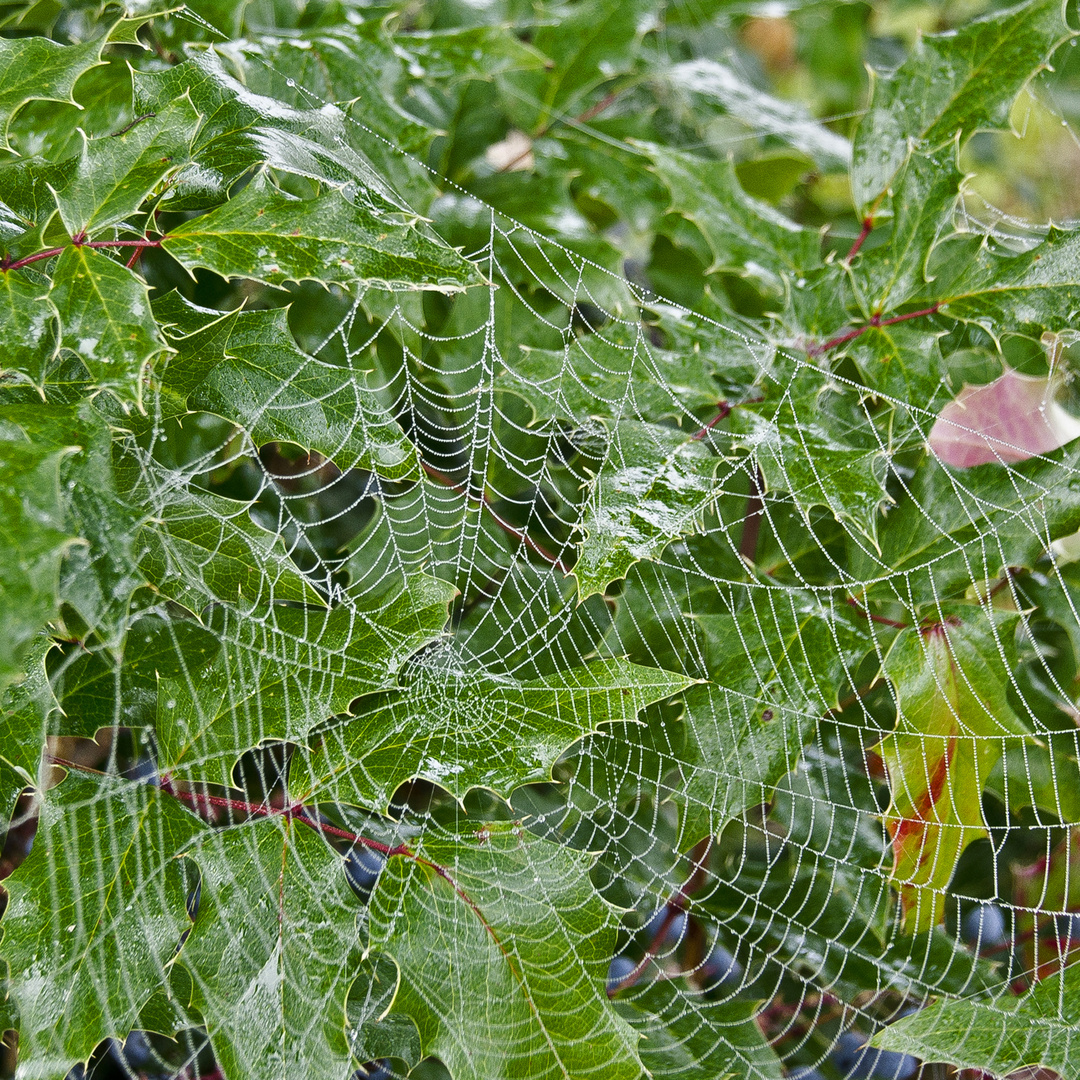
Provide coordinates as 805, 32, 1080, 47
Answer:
302, 656, 693, 809
0, 774, 199, 1072
49, 245, 168, 404
0, 268, 57, 389
177, 819, 363, 1080
0, 36, 105, 152
641, 143, 821, 292
368, 822, 642, 1080
0, 436, 80, 687
158, 303, 419, 479
52, 96, 202, 236
163, 176, 480, 292
156, 573, 456, 774
136, 489, 326, 610
735, 370, 890, 547
574, 421, 723, 600
876, 610, 1027, 932
873, 963, 1080, 1077
679, 587, 867, 843
851, 0, 1075, 211
617, 981, 784, 1080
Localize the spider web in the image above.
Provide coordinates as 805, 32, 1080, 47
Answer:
3, 4, 1080, 1080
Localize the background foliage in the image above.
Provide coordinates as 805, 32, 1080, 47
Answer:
2, 0, 1080, 1078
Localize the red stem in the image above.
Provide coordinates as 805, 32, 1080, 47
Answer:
845, 217, 873, 262
1, 237, 161, 273
846, 595, 909, 630
807, 303, 941, 358
608, 837, 713, 997
690, 401, 731, 440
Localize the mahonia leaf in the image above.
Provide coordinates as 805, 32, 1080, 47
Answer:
0, 774, 199, 1071
919, 222, 1080, 337
368, 822, 642, 1080
679, 587, 867, 843
873, 963, 1080, 1076
156, 574, 456, 774
0, 36, 105, 152
137, 489, 326, 610
850, 143, 964, 315
574, 420, 722, 600
659, 59, 851, 172
497, 321, 732, 425
855, 443, 1080, 603
52, 96, 202, 236
302, 654, 693, 809
735, 371, 890, 547
876, 610, 1027, 932
0, 435, 81, 688
49, 245, 169, 404
130, 51, 408, 212
0, 269, 57, 390
640, 142, 821, 292
617, 981, 784, 1080
158, 303, 419, 480
177, 819, 362, 1080
851, 0, 1075, 211
163, 175, 480, 292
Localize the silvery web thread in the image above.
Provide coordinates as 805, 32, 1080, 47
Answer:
81, 6, 1080, 1077
159, 2, 1071, 1062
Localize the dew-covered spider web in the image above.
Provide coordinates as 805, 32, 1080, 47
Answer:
3, 3, 1080, 1080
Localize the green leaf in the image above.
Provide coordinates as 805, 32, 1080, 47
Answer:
876, 609, 1027, 932
0, 36, 104, 152
498, 0, 653, 131
302, 656, 693, 809
0, 774, 198, 1070
369, 823, 642, 1080
851, 0, 1075, 211
49, 245, 168, 404
850, 143, 964, 315
920, 223, 1080, 337
735, 370, 890, 547
497, 319, 731, 425
163, 175, 481, 292
574, 421, 722, 600
130, 50, 408, 212
53, 96, 202, 236
156, 574, 456, 774
178, 820, 362, 1080
0, 435, 80, 688
137, 488, 325, 610
679, 587, 867, 843
640, 142, 821, 291
873, 963, 1080, 1077
617, 981, 785, 1080
0, 268, 57, 391
659, 59, 851, 172
159, 303, 419, 480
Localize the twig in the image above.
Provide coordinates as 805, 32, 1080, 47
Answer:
608, 837, 713, 997
807, 303, 941, 358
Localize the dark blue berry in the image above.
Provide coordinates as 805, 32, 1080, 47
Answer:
606, 955, 636, 994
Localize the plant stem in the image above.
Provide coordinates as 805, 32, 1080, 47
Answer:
1, 236, 162, 273
608, 836, 713, 997
845, 216, 873, 262
807, 303, 941, 358
845, 595, 909, 630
